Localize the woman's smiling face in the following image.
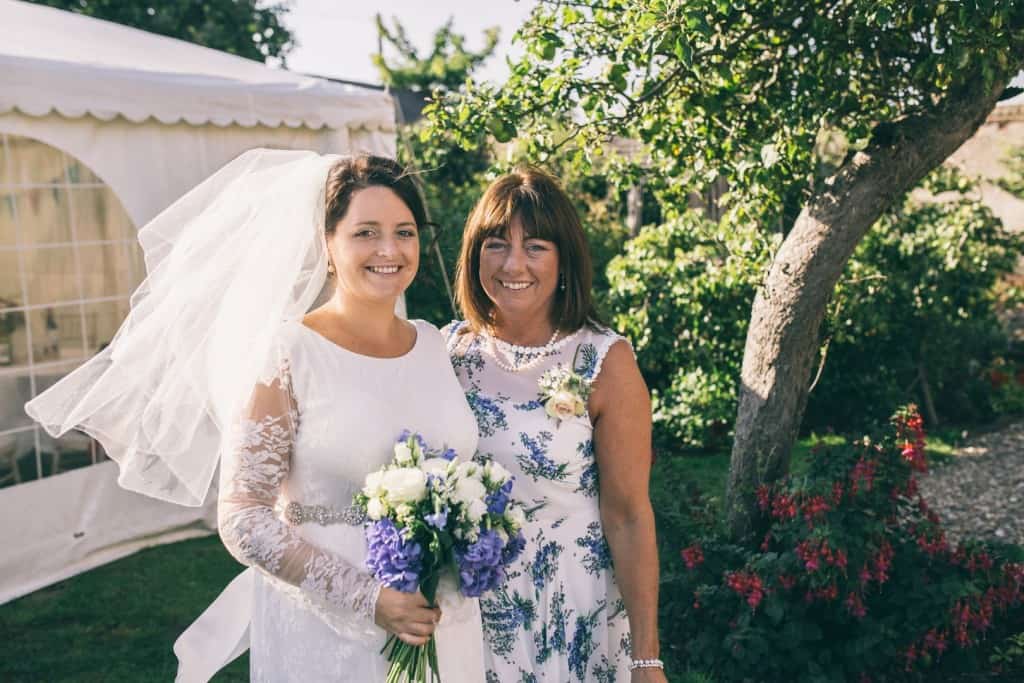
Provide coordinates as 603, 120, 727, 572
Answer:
478, 213, 560, 324
328, 185, 420, 304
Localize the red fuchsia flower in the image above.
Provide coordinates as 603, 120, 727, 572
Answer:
726, 570, 765, 611
965, 551, 994, 574
814, 582, 839, 602
845, 591, 867, 619
692, 591, 701, 610
871, 541, 894, 585
760, 532, 772, 552
756, 484, 771, 511
681, 544, 704, 570
797, 540, 821, 572
859, 563, 872, 586
801, 495, 831, 527
849, 457, 877, 494
831, 481, 844, 506
923, 628, 948, 656
916, 531, 949, 558
778, 573, 797, 590
797, 538, 847, 574
894, 407, 928, 473
771, 492, 798, 520
904, 644, 918, 671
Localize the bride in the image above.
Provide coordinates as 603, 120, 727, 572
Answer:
25, 150, 485, 681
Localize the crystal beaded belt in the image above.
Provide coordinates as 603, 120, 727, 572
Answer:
283, 501, 366, 526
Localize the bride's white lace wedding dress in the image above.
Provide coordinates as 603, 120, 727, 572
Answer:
178, 319, 483, 682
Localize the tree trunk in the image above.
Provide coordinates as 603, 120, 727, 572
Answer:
725, 70, 1016, 539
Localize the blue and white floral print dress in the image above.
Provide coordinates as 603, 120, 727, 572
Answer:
443, 321, 633, 683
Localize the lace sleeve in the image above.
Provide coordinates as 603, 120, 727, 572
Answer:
217, 361, 383, 623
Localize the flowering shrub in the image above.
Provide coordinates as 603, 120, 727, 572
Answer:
662, 406, 1024, 681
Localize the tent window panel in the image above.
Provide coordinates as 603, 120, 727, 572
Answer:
16, 187, 73, 245
0, 251, 23, 309
66, 159, 102, 186
0, 428, 34, 489
25, 305, 87, 364
0, 310, 26, 367
70, 188, 131, 242
83, 299, 128, 353
0, 371, 33, 433
0, 135, 139, 486
78, 243, 132, 300
24, 246, 80, 307
5, 135, 68, 186
0, 194, 16, 245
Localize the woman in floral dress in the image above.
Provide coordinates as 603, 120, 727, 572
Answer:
444, 167, 666, 682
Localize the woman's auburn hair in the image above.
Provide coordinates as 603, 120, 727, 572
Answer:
454, 165, 599, 333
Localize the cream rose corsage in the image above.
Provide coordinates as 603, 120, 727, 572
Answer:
538, 363, 592, 424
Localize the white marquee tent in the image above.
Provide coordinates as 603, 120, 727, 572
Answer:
0, 0, 396, 603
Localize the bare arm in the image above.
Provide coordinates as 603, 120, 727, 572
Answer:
590, 340, 667, 682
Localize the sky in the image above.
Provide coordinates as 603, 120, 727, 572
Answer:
281, 0, 537, 86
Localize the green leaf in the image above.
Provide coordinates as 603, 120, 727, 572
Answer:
674, 37, 693, 66
486, 116, 516, 143
607, 63, 629, 92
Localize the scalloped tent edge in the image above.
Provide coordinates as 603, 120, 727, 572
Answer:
0, 0, 398, 606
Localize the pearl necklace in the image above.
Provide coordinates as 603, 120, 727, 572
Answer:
486, 327, 561, 373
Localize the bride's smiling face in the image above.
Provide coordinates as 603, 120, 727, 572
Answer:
327, 185, 420, 303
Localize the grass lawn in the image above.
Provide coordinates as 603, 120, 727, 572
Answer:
0, 433, 966, 682
0, 535, 249, 682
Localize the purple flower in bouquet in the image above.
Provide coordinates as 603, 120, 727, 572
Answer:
397, 429, 429, 455
486, 479, 514, 515
457, 529, 506, 597
441, 447, 457, 461
365, 518, 422, 593
424, 507, 449, 530
502, 530, 526, 565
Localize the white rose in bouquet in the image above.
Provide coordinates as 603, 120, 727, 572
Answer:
453, 475, 487, 506
505, 504, 527, 530
421, 457, 453, 478
366, 496, 387, 520
381, 467, 428, 504
466, 498, 488, 522
363, 470, 386, 498
455, 461, 482, 481
485, 460, 512, 484
393, 442, 414, 465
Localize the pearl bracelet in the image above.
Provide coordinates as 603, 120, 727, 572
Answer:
628, 657, 665, 671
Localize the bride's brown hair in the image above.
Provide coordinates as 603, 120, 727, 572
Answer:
324, 155, 427, 235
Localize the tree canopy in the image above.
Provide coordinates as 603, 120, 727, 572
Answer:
30, 0, 294, 63
426, 0, 1024, 537
372, 15, 499, 93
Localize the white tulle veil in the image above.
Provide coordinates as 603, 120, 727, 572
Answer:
25, 149, 342, 506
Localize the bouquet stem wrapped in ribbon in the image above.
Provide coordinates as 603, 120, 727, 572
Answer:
355, 432, 526, 683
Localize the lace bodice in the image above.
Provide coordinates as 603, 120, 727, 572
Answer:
217, 319, 480, 631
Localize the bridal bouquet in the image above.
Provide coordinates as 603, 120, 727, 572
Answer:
354, 431, 526, 683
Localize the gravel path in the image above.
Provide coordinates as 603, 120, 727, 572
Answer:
919, 420, 1024, 547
